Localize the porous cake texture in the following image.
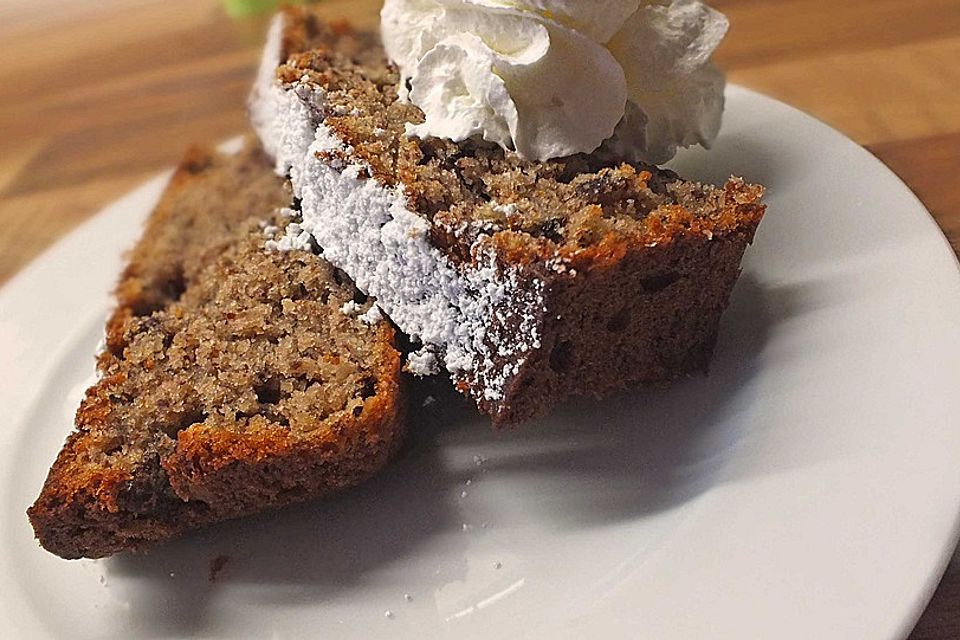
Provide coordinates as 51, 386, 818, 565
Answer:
28, 142, 405, 559
251, 9, 766, 424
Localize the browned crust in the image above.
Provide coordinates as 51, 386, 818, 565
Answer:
162, 328, 404, 507
27, 340, 403, 559
27, 144, 406, 559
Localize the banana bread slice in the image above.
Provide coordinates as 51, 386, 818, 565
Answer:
27, 142, 405, 559
250, 9, 766, 425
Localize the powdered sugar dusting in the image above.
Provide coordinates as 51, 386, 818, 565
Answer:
249, 18, 547, 406
248, 15, 286, 161
359, 304, 384, 326
265, 222, 313, 253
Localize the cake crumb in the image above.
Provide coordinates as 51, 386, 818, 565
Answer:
404, 593, 413, 602
495, 561, 502, 570
360, 305, 384, 325
209, 554, 230, 583
384, 610, 394, 619
340, 300, 361, 316
405, 347, 440, 377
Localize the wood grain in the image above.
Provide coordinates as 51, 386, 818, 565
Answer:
0, 1, 957, 636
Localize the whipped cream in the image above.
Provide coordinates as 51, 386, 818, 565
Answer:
381, 0, 729, 163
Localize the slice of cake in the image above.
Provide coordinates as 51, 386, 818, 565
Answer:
28, 142, 405, 559
251, 8, 765, 425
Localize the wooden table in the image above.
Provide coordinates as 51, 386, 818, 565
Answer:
1, 1, 957, 636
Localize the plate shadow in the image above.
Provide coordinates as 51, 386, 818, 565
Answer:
105, 273, 820, 635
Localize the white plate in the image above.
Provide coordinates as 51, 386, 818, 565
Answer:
2, 86, 959, 639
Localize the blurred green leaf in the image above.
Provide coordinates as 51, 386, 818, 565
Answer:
224, 0, 317, 19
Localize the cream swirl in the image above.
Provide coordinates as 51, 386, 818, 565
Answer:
381, 0, 729, 163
